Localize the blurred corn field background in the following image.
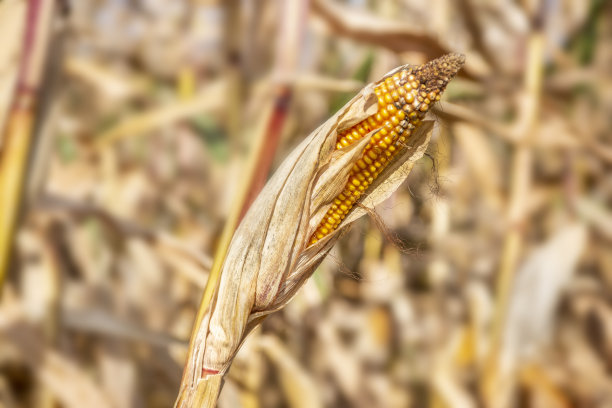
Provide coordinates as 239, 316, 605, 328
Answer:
0, 0, 611, 407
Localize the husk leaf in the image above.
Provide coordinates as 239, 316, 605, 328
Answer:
176, 67, 437, 408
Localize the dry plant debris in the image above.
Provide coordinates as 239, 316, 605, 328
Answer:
0, 1, 611, 408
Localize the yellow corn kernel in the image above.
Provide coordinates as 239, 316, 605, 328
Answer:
309, 54, 464, 245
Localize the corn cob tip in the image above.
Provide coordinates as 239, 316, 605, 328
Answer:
414, 53, 465, 94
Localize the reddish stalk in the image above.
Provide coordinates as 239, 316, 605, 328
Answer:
0, 0, 55, 288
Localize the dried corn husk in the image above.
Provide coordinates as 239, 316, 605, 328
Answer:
176, 56, 462, 407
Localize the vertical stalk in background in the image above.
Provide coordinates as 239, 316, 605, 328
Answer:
482, 24, 545, 408
175, 1, 310, 406
240, 0, 309, 217
0, 0, 55, 289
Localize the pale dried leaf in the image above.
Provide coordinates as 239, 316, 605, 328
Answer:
501, 223, 588, 372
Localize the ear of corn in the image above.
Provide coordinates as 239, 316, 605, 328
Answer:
175, 55, 463, 405
309, 53, 465, 245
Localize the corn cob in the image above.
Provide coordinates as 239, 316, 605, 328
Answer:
309, 54, 464, 245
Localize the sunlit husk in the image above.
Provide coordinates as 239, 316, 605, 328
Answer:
177, 56, 461, 406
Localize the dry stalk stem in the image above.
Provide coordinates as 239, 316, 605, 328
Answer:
175, 54, 464, 407
482, 29, 545, 408
0, 0, 55, 288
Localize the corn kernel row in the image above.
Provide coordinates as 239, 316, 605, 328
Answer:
308, 53, 465, 246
